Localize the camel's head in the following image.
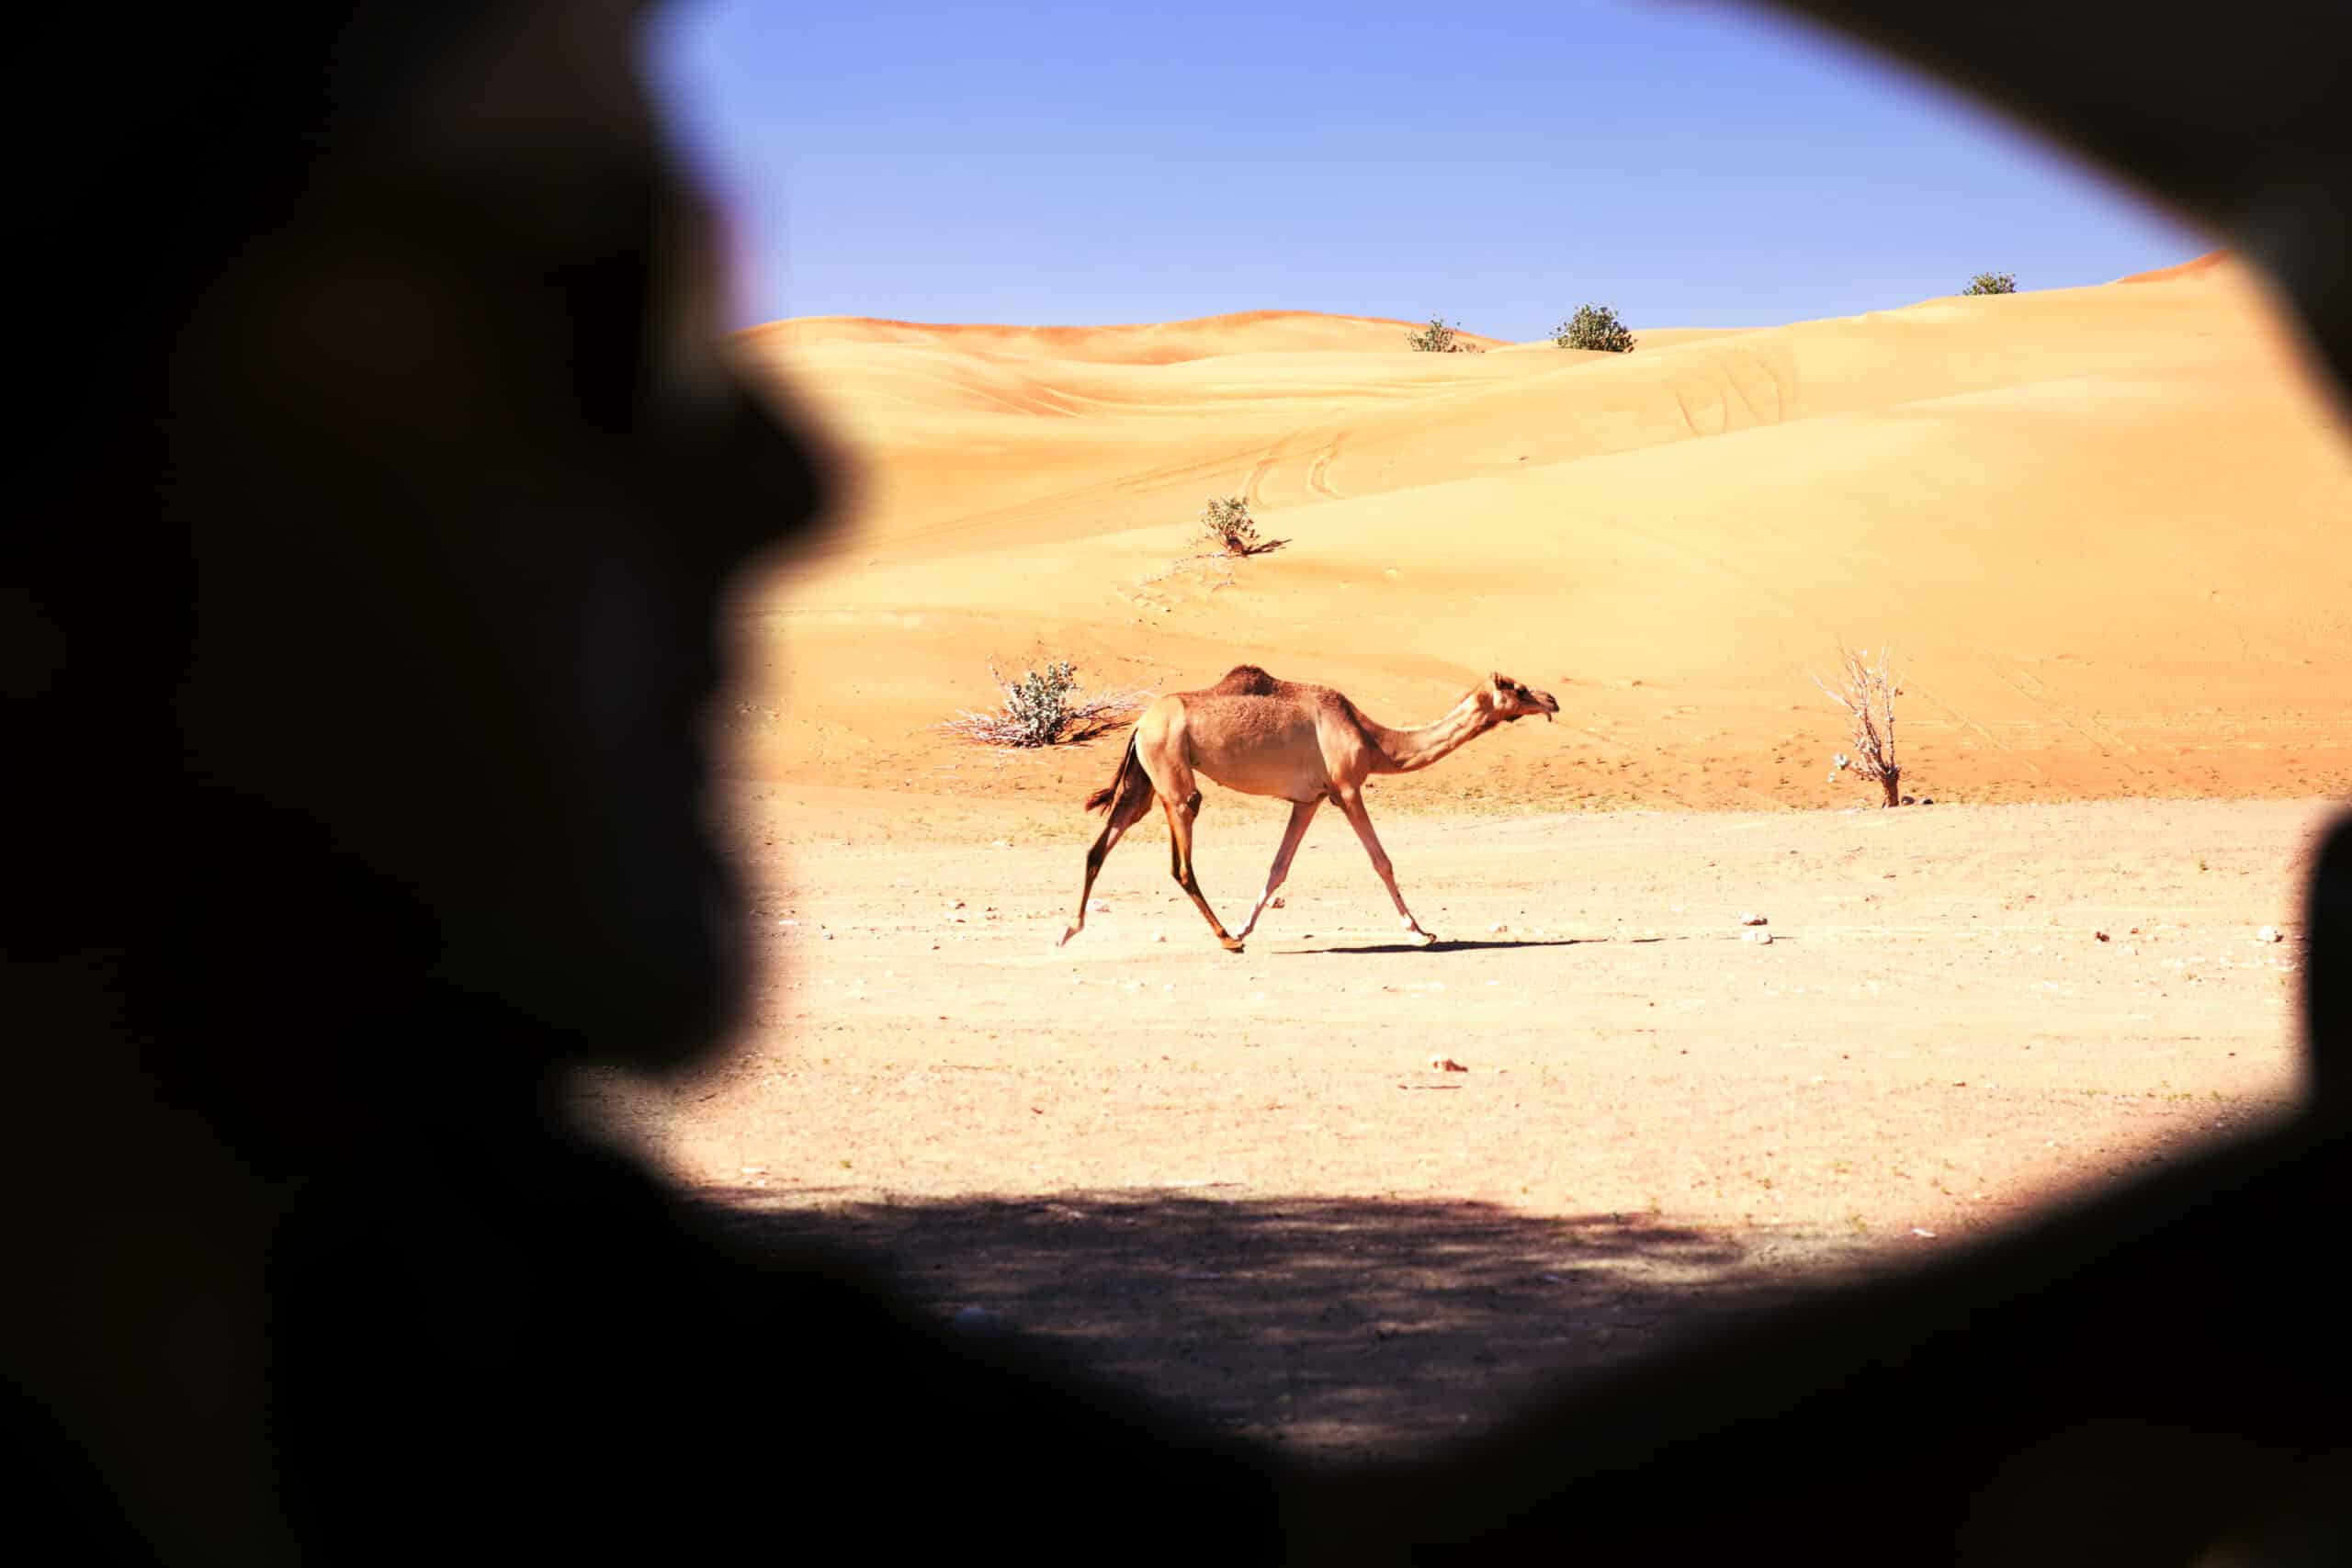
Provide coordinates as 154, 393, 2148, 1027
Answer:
1483, 672, 1559, 724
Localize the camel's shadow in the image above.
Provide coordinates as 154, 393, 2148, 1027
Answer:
1277, 936, 1606, 955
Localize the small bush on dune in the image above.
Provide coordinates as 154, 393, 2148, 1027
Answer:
944, 660, 1150, 749
1555, 303, 1636, 353
1962, 272, 2018, 296
1199, 495, 1261, 555
1407, 317, 1484, 354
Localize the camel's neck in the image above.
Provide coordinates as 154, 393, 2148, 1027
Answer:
1359, 693, 1496, 774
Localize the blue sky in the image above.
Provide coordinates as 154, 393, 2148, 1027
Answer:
650, 0, 2211, 339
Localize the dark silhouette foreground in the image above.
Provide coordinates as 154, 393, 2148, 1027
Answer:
6, 3, 2348, 1562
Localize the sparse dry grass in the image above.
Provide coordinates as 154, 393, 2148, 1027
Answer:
942, 660, 1152, 750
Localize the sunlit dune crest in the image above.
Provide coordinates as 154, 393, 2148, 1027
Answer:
2114, 248, 2233, 284
741, 310, 1512, 365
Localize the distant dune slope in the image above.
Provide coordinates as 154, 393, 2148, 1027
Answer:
741, 309, 1514, 364
2116, 249, 2233, 284
723, 257, 2352, 812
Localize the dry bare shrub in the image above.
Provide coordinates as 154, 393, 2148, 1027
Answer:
1813, 645, 1906, 807
942, 660, 1151, 749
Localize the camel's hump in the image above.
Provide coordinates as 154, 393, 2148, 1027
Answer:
1208, 664, 1283, 695
1186, 665, 1354, 714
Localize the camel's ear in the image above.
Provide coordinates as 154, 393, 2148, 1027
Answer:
1488, 671, 1507, 689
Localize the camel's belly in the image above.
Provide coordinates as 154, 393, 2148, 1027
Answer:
1188, 717, 1329, 804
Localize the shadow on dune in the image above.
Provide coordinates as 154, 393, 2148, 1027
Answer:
690, 1188, 1878, 1462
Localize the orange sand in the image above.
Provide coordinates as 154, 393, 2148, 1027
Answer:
720, 253, 2352, 815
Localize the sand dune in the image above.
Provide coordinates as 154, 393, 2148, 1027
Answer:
742, 309, 1513, 364
598, 255, 2338, 1403
2116, 249, 2233, 284
722, 254, 2352, 814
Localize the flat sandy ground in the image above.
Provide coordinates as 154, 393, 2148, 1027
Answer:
582, 790, 2327, 1461
582, 254, 2351, 1460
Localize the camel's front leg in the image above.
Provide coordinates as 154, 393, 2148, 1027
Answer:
1235, 797, 1320, 941
1333, 789, 1436, 945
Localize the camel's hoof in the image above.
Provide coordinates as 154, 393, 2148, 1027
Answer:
1220, 937, 1246, 953
1057, 925, 1077, 948
1414, 931, 1439, 947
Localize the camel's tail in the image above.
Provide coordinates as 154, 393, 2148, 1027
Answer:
1085, 730, 1140, 814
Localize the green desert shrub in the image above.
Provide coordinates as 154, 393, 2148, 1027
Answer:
1199, 495, 1261, 555
1962, 272, 2018, 296
1555, 303, 1635, 353
944, 660, 1149, 749
1407, 316, 1483, 353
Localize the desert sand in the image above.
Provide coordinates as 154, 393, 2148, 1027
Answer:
583, 255, 2352, 1459
722, 254, 2352, 814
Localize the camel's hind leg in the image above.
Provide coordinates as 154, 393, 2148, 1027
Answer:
1235, 796, 1320, 941
1333, 787, 1436, 945
1163, 792, 1244, 953
1057, 766, 1156, 947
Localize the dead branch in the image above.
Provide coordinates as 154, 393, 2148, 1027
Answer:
1812, 644, 1905, 807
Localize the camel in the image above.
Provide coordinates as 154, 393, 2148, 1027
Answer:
1058, 665, 1558, 951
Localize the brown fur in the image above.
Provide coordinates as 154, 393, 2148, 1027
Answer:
1205, 664, 1283, 696
1086, 667, 1295, 812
